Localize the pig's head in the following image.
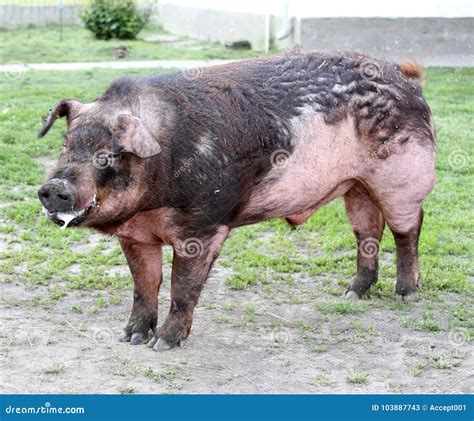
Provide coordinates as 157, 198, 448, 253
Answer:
37, 99, 162, 229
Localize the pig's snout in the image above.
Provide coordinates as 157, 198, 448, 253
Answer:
38, 178, 77, 213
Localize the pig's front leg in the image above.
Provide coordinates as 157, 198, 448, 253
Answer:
118, 239, 163, 345
148, 227, 229, 351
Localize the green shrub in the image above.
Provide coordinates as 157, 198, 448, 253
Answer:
81, 0, 150, 40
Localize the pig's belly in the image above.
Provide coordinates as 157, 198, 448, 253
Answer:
235, 114, 360, 226
236, 175, 355, 226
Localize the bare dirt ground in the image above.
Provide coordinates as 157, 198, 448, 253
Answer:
1, 259, 472, 394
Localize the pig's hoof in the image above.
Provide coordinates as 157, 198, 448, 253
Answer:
346, 271, 377, 298
119, 313, 157, 345
146, 336, 157, 348
153, 337, 172, 352
130, 332, 147, 345
118, 332, 131, 342
401, 292, 417, 303
396, 283, 418, 299
147, 336, 184, 352
345, 290, 360, 300
118, 331, 149, 345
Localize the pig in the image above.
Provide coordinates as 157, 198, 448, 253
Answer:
37, 50, 436, 351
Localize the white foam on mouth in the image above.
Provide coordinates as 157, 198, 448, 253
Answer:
42, 194, 96, 229
56, 209, 87, 229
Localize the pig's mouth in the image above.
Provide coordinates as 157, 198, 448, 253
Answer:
42, 195, 97, 229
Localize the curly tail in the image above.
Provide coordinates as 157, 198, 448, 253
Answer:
399, 61, 425, 84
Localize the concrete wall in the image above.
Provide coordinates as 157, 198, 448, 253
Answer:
0, 5, 81, 29
158, 3, 269, 50
157, 3, 473, 66
300, 18, 474, 67
158, 0, 474, 18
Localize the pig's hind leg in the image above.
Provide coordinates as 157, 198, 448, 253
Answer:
343, 182, 385, 299
364, 139, 435, 298
118, 240, 163, 345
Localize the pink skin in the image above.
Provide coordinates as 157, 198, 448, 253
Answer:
238, 112, 435, 230
236, 111, 435, 297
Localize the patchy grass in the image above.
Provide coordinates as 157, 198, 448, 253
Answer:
401, 311, 443, 332
144, 366, 184, 383
310, 375, 335, 387
316, 300, 367, 315
104, 357, 138, 377
0, 25, 267, 64
346, 370, 369, 385
0, 67, 472, 344
118, 387, 136, 394
410, 348, 467, 378
42, 362, 64, 375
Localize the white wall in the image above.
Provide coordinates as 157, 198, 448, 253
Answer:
160, 0, 474, 18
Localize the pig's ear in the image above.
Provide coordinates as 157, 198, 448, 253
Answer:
38, 99, 83, 138
112, 114, 161, 158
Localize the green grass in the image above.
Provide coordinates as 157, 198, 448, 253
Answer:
144, 366, 182, 383
345, 370, 369, 385
401, 310, 443, 332
316, 300, 367, 315
42, 362, 65, 375
0, 25, 267, 64
310, 375, 335, 387
0, 67, 473, 335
